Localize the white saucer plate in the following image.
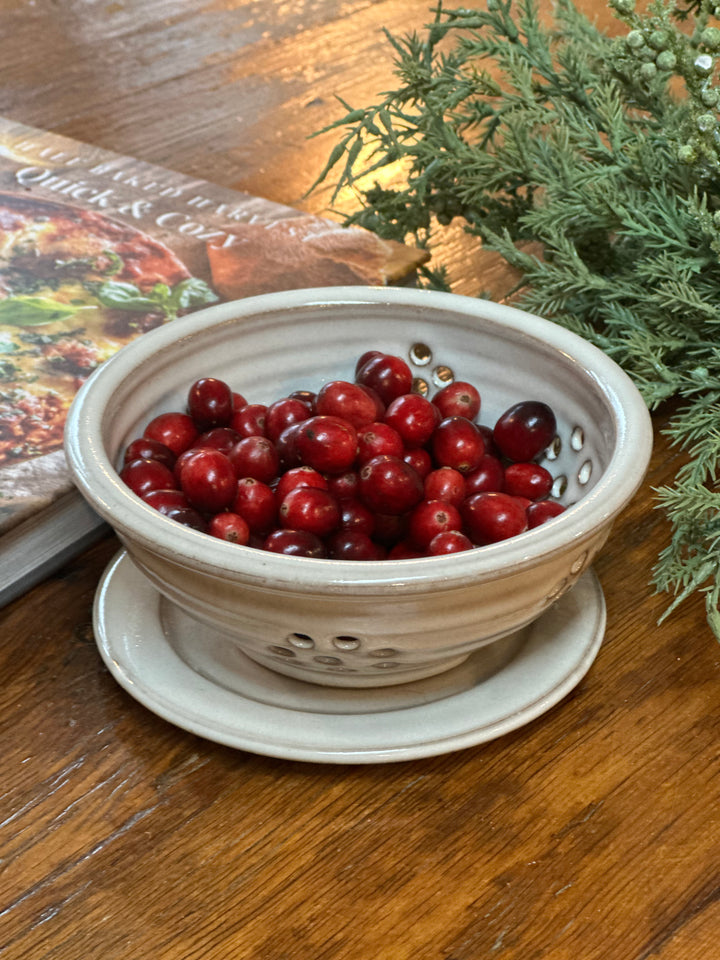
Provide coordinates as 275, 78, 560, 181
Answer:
93, 551, 606, 764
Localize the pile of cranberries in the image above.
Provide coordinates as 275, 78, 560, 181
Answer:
119, 349, 565, 559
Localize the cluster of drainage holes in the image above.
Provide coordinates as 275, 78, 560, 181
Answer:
544, 427, 593, 497
267, 634, 401, 669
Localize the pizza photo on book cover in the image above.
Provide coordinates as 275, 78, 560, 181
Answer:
0, 118, 428, 543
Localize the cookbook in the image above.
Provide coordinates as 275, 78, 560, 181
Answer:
0, 117, 427, 606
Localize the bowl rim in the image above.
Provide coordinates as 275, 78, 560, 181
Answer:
65, 285, 653, 593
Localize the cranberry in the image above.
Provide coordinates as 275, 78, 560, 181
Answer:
355, 352, 413, 405
326, 470, 360, 500
493, 400, 557, 462
384, 393, 439, 448
289, 389, 317, 409
274, 465, 328, 503
228, 435, 280, 484
477, 424, 500, 457
431, 417, 486, 474
526, 500, 566, 528
358, 455, 424, 515
232, 478, 277, 534
316, 379, 380, 428
423, 467, 466, 508
327, 530, 386, 561
409, 499, 463, 549
263, 529, 327, 558
230, 403, 268, 438
208, 511, 250, 544
264, 397, 312, 442
232, 391, 248, 411
161, 505, 208, 532
278, 486, 340, 538
403, 447, 433, 480
187, 377, 233, 430
295, 415, 358, 474
337, 497, 375, 536
428, 530, 473, 555
503, 462, 553, 501
123, 437, 176, 469
143, 411, 198, 456
275, 422, 304, 469
120, 458, 177, 498
387, 540, 426, 559
432, 380, 481, 421
193, 427, 241, 455
356, 422, 404, 463
179, 448, 237, 513
141, 488, 189, 513
464, 454, 505, 495
462, 492, 528, 544
354, 349, 383, 376
372, 511, 410, 547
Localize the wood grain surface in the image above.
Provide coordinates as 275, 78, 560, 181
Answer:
1, 2, 719, 959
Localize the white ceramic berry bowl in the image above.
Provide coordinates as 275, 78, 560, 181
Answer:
65, 286, 652, 689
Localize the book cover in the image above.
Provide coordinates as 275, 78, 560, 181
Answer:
0, 117, 426, 604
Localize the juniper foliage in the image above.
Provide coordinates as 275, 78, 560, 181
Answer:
312, 0, 720, 638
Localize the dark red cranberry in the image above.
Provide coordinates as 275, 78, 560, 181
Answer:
387, 540, 426, 559
428, 530, 473, 555
161, 505, 208, 532
264, 396, 312, 442
384, 393, 439, 448
408, 499, 463, 549
274, 466, 328, 503
120, 458, 177, 498
263, 529, 327, 558
230, 403, 268, 438
423, 467, 466, 508
354, 349, 384, 376
141, 488, 189, 514
192, 427, 241, 455
295, 415, 358, 474
358, 455, 424, 515
337, 497, 376, 536
462, 492, 529, 544
372, 511, 410, 547
465, 454, 505, 495
432, 380, 481, 421
187, 377, 233, 430
275, 422, 304, 469
228, 435, 280, 484
232, 478, 277, 534
493, 400, 557, 462
178, 448, 237, 513
278, 486, 340, 538
208, 511, 250, 544
431, 417, 486, 474
503, 462, 554, 501
123, 437, 176, 469
288, 389, 317, 409
402, 447, 433, 480
526, 500, 566, 528
316, 379, 380, 428
355, 352, 413, 405
326, 470, 360, 500
143, 411, 198, 456
232, 391, 248, 411
356, 422, 404, 463
327, 530, 386, 561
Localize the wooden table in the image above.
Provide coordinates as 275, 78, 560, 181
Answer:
2, 2, 719, 958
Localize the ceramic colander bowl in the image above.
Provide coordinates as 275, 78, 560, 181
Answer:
65, 286, 652, 688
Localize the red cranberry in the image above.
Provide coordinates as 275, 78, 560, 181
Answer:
230, 403, 268, 438
275, 466, 328, 503
431, 417, 486, 474
354, 349, 384, 376
295, 415, 358, 474
232, 391, 248, 411
356, 422, 404, 463
355, 352, 413, 405
503, 462, 554, 501
187, 377, 233, 430
316, 379, 380, 428
161, 505, 208, 532
462, 492, 529, 544
327, 530, 386, 561
424, 467, 466, 508
526, 500, 566, 528
337, 497, 375, 536
120, 458, 177, 498
387, 540, 426, 559
141, 488, 189, 514
288, 389, 317, 410
278, 486, 341, 538
428, 530, 473, 555
326, 470, 360, 500
143, 411, 198, 456
358, 455, 424, 515
493, 400, 557, 462
123, 437, 176, 469
179, 448, 237, 513
263, 529, 327, 558
408, 499, 463, 549
228, 435, 280, 484
232, 478, 277, 534
372, 511, 410, 547
192, 427, 241, 455
384, 393, 439, 448
402, 447, 433, 480
432, 380, 481, 421
465, 454, 505, 495
208, 511, 250, 544
264, 397, 312, 442
275, 422, 304, 469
